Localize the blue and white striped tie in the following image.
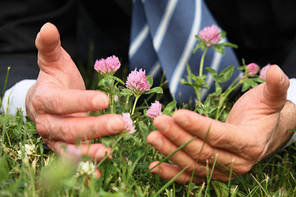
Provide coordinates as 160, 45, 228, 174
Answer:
129, 0, 240, 102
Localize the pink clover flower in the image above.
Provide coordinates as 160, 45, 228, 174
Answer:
246, 63, 260, 76
122, 113, 136, 134
146, 101, 162, 119
126, 69, 151, 94
94, 55, 121, 74
198, 25, 221, 47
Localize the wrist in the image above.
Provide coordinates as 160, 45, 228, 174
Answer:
282, 78, 296, 148
271, 100, 296, 153
25, 82, 37, 121
281, 100, 296, 136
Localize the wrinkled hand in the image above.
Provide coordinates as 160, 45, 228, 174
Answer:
25, 23, 124, 165
147, 65, 296, 183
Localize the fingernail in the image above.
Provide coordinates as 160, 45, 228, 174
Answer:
107, 116, 124, 133
95, 148, 107, 160
93, 94, 109, 108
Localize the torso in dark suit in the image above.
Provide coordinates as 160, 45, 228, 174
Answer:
1, 0, 296, 89
206, 0, 296, 77
0, 0, 131, 89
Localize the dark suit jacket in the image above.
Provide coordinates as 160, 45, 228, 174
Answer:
1, 0, 296, 89
206, 0, 296, 78
0, 0, 131, 89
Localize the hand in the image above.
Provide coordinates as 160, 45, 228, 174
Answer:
147, 65, 296, 183
25, 23, 125, 164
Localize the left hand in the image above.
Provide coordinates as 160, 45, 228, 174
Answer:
26, 23, 124, 168
147, 65, 296, 184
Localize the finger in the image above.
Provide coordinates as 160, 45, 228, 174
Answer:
263, 65, 290, 110
33, 88, 109, 114
35, 22, 62, 65
154, 115, 246, 170
171, 110, 248, 152
149, 161, 203, 184
35, 23, 85, 90
36, 114, 124, 143
147, 131, 228, 181
52, 142, 112, 163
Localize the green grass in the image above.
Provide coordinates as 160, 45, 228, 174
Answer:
1, 60, 296, 196
0, 109, 296, 196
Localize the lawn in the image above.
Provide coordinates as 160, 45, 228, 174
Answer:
1, 104, 296, 196
1, 63, 296, 196
1, 25, 296, 196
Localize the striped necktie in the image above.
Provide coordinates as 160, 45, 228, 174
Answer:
129, 0, 240, 102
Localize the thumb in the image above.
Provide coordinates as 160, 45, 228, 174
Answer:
263, 64, 290, 110
35, 22, 62, 68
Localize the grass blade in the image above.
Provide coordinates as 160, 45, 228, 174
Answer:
0, 67, 10, 109
149, 137, 196, 173
152, 166, 188, 197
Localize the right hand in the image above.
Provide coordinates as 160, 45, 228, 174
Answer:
147, 65, 295, 183
26, 23, 124, 163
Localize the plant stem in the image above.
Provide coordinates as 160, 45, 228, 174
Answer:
125, 95, 130, 110
193, 87, 202, 105
215, 77, 243, 119
195, 48, 208, 105
199, 48, 208, 77
97, 133, 125, 168
109, 93, 115, 114
109, 79, 116, 114
1, 67, 10, 108
131, 95, 140, 115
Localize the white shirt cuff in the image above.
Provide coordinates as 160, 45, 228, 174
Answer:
284, 78, 296, 148
1, 80, 36, 116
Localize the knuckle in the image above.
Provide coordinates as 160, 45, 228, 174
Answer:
249, 138, 266, 158
243, 137, 266, 160
235, 163, 253, 175
32, 88, 63, 114
170, 131, 183, 142
60, 121, 74, 142
210, 133, 225, 147
31, 91, 44, 112
35, 115, 49, 138
216, 174, 231, 182
37, 57, 44, 67
195, 149, 212, 162
178, 175, 190, 184
250, 145, 265, 160
42, 91, 62, 114
190, 144, 210, 161
50, 97, 63, 114
186, 163, 198, 173
193, 164, 207, 177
